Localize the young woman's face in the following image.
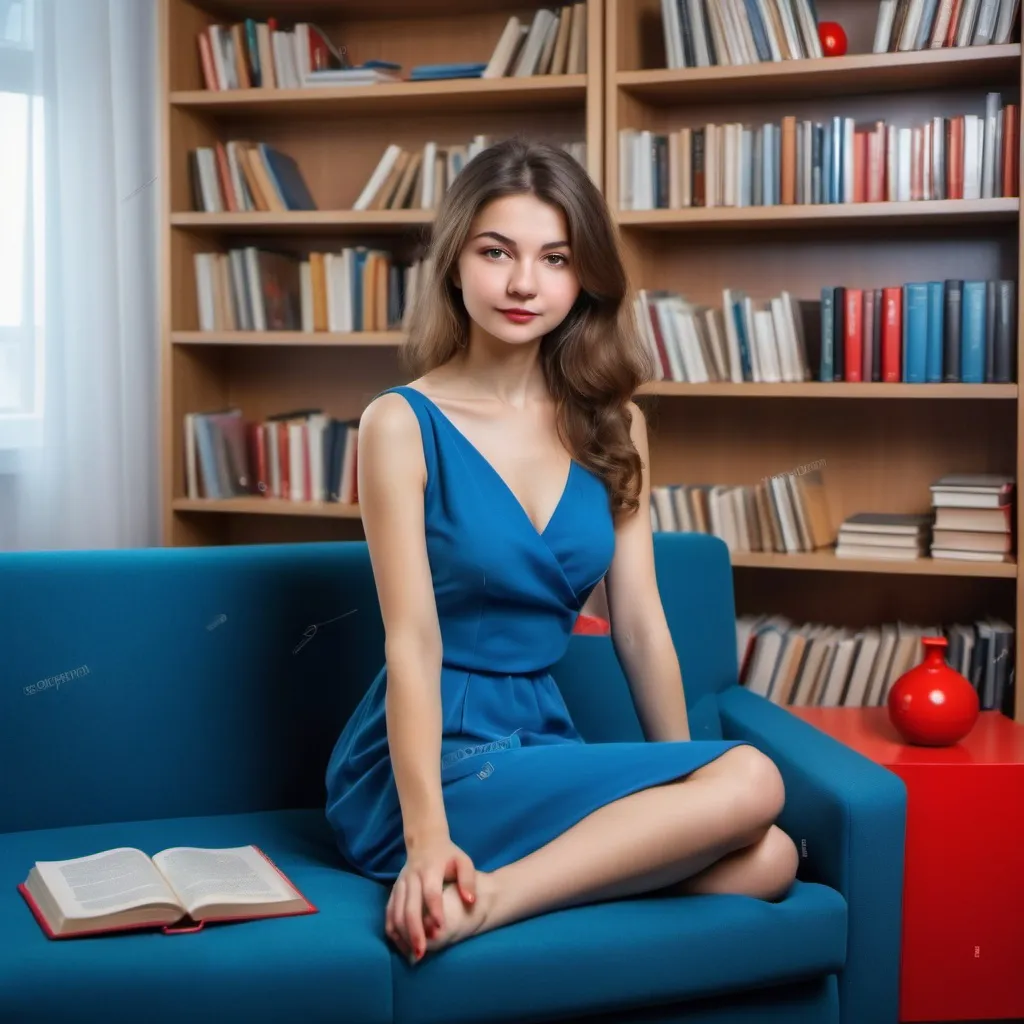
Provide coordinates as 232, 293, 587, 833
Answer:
454, 193, 581, 347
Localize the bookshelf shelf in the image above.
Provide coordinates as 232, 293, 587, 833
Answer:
617, 199, 1020, 231
171, 75, 589, 117
730, 551, 1017, 579
171, 330, 404, 347
172, 497, 362, 519
638, 382, 1018, 399
169, 210, 434, 235
616, 45, 1022, 105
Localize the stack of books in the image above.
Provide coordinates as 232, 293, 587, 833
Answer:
930, 474, 1016, 563
834, 512, 932, 561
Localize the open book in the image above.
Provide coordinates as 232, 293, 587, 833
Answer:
19, 844, 316, 939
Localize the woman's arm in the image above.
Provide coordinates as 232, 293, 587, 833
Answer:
604, 401, 691, 743
358, 394, 448, 848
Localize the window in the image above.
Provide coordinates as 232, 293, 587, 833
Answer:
0, 0, 43, 449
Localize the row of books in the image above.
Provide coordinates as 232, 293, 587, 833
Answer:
482, 5, 588, 78
874, 0, 1021, 52
188, 141, 316, 214
739, 613, 1014, 714
197, 19, 349, 91
619, 97, 1019, 209
194, 247, 427, 334
651, 470, 1016, 564
354, 137, 586, 213
659, 0, 822, 68
649, 470, 833, 554
820, 279, 1016, 384
636, 288, 810, 385
184, 409, 359, 505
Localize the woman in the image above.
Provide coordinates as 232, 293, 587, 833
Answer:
324, 137, 797, 965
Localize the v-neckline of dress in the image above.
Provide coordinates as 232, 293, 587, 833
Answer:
404, 386, 574, 538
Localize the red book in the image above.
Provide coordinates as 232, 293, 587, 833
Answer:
844, 288, 863, 382
854, 131, 868, 203
881, 287, 903, 382
19, 843, 316, 939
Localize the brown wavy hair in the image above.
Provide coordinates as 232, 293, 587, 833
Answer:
401, 136, 656, 517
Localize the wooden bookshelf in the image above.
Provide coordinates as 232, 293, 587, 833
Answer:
161, 0, 1024, 719
160, 0, 603, 549
607, 0, 1023, 720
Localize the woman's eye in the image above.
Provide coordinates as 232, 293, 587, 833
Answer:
545, 254, 568, 266
484, 248, 506, 259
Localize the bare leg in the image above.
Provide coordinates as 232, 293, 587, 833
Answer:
427, 745, 795, 953
669, 824, 799, 901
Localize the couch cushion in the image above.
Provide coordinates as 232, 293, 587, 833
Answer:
393, 879, 846, 1024
0, 810, 392, 1024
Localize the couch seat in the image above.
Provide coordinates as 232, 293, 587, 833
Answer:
0, 809, 392, 1024
393, 878, 847, 1024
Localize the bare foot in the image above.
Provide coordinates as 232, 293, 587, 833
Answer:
424, 872, 497, 955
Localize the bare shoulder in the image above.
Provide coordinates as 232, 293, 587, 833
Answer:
359, 390, 420, 444
358, 391, 426, 490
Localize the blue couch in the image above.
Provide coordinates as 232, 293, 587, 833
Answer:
0, 532, 905, 1023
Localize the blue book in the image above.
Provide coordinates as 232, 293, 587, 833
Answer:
820, 286, 835, 382
925, 282, 945, 382
960, 281, 988, 383
902, 283, 929, 383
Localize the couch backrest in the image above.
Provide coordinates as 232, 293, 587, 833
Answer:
0, 533, 737, 834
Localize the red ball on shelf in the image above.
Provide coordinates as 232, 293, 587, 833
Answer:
818, 21, 848, 57
887, 636, 980, 747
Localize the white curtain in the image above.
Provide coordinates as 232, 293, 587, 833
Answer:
0, 0, 159, 550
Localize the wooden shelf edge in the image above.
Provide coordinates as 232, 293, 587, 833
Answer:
170, 210, 434, 229
170, 330, 404, 347
172, 498, 362, 519
638, 382, 1018, 398
617, 198, 1019, 229
170, 74, 588, 110
616, 44, 1022, 99
168, 499, 1019, 577
729, 550, 1017, 578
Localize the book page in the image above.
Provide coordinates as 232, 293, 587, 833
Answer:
152, 845, 297, 915
34, 848, 181, 919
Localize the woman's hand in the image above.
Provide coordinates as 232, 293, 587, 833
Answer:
386, 833, 476, 962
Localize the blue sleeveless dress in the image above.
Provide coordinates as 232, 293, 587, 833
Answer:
324, 385, 742, 882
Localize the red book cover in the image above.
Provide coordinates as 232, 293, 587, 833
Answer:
949, 117, 965, 200
277, 421, 290, 501
1002, 105, 1019, 198
18, 846, 317, 940
844, 288, 863, 382
882, 287, 903, 382
854, 131, 867, 203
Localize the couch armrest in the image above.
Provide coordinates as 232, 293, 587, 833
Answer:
716, 686, 906, 1024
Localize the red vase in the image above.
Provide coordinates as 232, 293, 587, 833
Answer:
818, 21, 848, 57
887, 636, 979, 746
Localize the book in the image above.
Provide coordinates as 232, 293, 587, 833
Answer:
19, 844, 316, 939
